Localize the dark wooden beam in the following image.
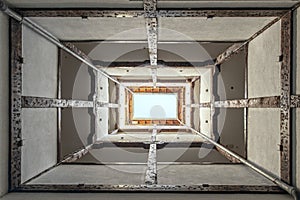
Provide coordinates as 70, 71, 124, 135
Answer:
19, 9, 288, 18
18, 184, 282, 192
279, 12, 292, 184
21, 96, 93, 108
214, 96, 280, 108
10, 19, 22, 191
145, 128, 157, 185
290, 95, 300, 108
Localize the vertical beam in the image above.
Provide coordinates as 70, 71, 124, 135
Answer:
290, 95, 300, 108
280, 12, 291, 184
10, 19, 22, 190
144, 0, 158, 88
145, 127, 157, 185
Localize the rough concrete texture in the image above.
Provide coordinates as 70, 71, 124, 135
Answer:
159, 17, 275, 41
157, 164, 274, 185
248, 21, 281, 98
22, 26, 58, 98
219, 109, 245, 157
26, 164, 274, 186
28, 165, 146, 184
248, 108, 280, 177
29, 17, 147, 41
28, 17, 275, 41
21, 109, 57, 183
0, 193, 294, 200
296, 7, 300, 198
0, 12, 9, 197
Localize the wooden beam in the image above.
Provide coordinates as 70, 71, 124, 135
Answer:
279, 12, 291, 184
145, 127, 157, 185
290, 95, 300, 108
214, 96, 280, 108
144, 0, 158, 88
21, 96, 93, 108
190, 96, 281, 108
10, 19, 22, 191
20, 9, 287, 18
18, 184, 282, 192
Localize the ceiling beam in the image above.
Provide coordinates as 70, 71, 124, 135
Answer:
290, 95, 300, 108
144, 0, 158, 88
21, 96, 93, 108
279, 12, 291, 184
19, 9, 288, 18
145, 127, 157, 185
189, 96, 281, 108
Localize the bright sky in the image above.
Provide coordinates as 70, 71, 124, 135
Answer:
133, 93, 178, 120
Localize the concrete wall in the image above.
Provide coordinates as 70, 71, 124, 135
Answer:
21, 26, 58, 182
247, 21, 281, 177
248, 21, 281, 98
0, 13, 9, 197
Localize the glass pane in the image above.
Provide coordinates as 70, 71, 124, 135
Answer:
133, 93, 178, 120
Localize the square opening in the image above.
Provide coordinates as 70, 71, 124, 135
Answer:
133, 93, 178, 120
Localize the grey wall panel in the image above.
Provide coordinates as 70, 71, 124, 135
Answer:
248, 108, 281, 177
21, 109, 57, 182
0, 12, 9, 197
22, 26, 58, 98
248, 21, 281, 98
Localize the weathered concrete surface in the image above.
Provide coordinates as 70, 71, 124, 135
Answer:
21, 109, 57, 182
27, 165, 146, 185
0, 193, 294, 200
27, 17, 275, 41
29, 17, 147, 41
159, 17, 275, 41
248, 108, 280, 177
157, 164, 274, 185
22, 26, 58, 98
0, 12, 9, 197
248, 21, 281, 98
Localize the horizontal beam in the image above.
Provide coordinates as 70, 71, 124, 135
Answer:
214, 96, 280, 108
18, 184, 282, 192
19, 9, 288, 18
97, 102, 120, 108
21, 96, 93, 108
190, 96, 280, 108
290, 95, 300, 108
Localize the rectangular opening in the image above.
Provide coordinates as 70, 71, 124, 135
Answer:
133, 93, 178, 120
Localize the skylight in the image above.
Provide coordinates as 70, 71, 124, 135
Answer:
133, 93, 178, 120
